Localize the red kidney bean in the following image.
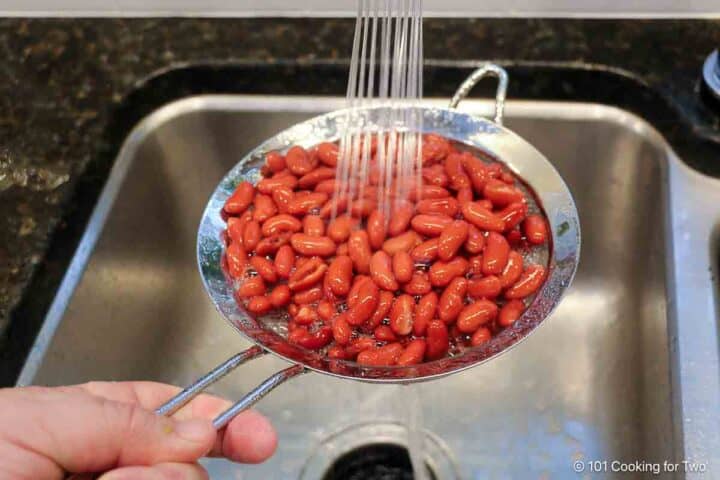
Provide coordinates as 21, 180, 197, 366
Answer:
253, 194, 277, 223
482, 232, 510, 275
288, 192, 328, 215
409, 185, 451, 201
461, 202, 505, 232
498, 250, 523, 288
242, 220, 261, 251
367, 290, 395, 330
320, 196, 348, 218
274, 245, 295, 279
499, 299, 525, 327
348, 230, 372, 274
314, 178, 339, 194
271, 186, 294, 214
290, 234, 336, 257
438, 220, 469, 261
224, 181, 255, 214
366, 210, 387, 250
346, 336, 377, 357
327, 215, 357, 243
237, 275, 265, 298
257, 174, 298, 194
410, 214, 453, 237
468, 254, 483, 275
403, 271, 432, 295
246, 295, 272, 315
303, 215, 325, 236
468, 275, 502, 299
483, 178, 524, 207
226, 242, 248, 279
269, 285, 291, 308
323, 256, 350, 297
425, 320, 449, 360
471, 327, 492, 347
349, 198, 377, 218
357, 342, 404, 366
498, 201, 528, 231
374, 325, 397, 342
370, 251, 399, 291
457, 299, 498, 333
416, 197, 459, 217
285, 146, 318, 176
411, 238, 439, 262
524, 214, 548, 245
382, 230, 422, 256
392, 251, 414, 284
294, 305, 319, 325
465, 224, 485, 254
438, 277, 467, 323
347, 276, 371, 309
293, 286, 323, 305
398, 339, 427, 365
445, 153, 470, 190
388, 202, 414, 236
422, 134, 451, 164
422, 164, 449, 187
461, 154, 490, 193
332, 313, 352, 345
429, 257, 469, 287
327, 345, 348, 360
316, 142, 339, 167
288, 257, 327, 291
255, 232, 292, 256
346, 280, 380, 326
227, 211, 252, 246
298, 167, 336, 189
413, 292, 438, 336
262, 214, 302, 237
250, 256, 277, 283
389, 294, 414, 336
505, 265, 546, 299
289, 326, 333, 350
265, 151, 286, 173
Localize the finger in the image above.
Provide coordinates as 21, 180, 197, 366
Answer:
0, 386, 215, 474
99, 462, 208, 480
77, 381, 277, 463
77, 381, 233, 421
211, 409, 278, 463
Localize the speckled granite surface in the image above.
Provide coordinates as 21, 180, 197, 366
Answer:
1, 18, 719, 382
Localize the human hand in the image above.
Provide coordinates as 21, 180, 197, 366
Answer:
0, 381, 277, 479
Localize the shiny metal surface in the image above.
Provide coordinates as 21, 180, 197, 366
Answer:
702, 50, 720, 100
196, 70, 578, 382
449, 63, 507, 124
18, 96, 720, 478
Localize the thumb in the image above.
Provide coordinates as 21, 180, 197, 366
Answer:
1, 386, 216, 476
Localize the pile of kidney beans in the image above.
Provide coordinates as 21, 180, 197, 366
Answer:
221, 134, 548, 367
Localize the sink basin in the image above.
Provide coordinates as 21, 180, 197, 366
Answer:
17, 96, 720, 478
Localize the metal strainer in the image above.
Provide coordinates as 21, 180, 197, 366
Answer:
156, 64, 581, 429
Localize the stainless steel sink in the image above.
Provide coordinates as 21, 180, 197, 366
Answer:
17, 96, 720, 479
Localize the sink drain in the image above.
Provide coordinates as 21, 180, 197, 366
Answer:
321, 443, 436, 480
299, 421, 459, 480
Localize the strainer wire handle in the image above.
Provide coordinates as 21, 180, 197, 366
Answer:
154, 346, 305, 428
449, 63, 508, 125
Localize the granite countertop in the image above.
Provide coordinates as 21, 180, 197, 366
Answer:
1, 18, 719, 382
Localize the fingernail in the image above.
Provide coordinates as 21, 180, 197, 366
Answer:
174, 418, 213, 443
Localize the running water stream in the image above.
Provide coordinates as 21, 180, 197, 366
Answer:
337, 2, 428, 478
